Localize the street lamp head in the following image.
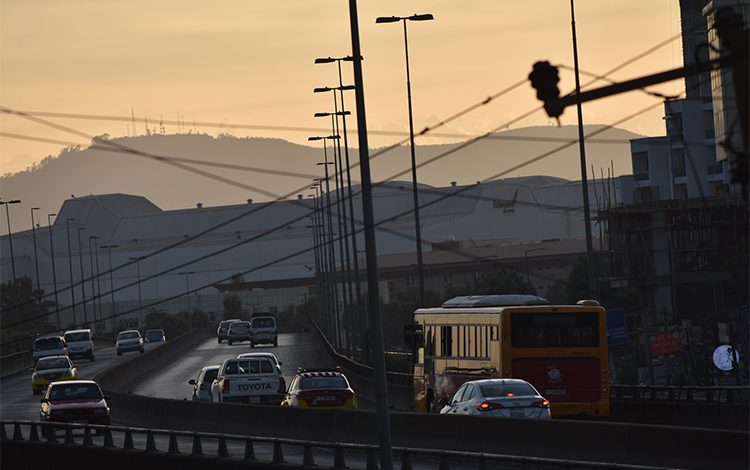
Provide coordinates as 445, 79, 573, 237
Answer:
376, 16, 400, 23
314, 112, 330, 118
314, 57, 336, 64
313, 87, 332, 94
409, 13, 434, 21
308, 136, 324, 141
338, 85, 356, 91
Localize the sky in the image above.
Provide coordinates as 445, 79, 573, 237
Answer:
0, 1, 685, 176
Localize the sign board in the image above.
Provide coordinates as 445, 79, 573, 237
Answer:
649, 331, 683, 356
606, 308, 629, 346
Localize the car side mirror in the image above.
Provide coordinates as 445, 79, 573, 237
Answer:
103, 395, 111, 401
40, 398, 48, 403
278, 361, 283, 366
188, 379, 196, 385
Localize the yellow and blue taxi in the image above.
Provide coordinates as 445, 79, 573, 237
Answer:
32, 355, 77, 395
281, 368, 358, 409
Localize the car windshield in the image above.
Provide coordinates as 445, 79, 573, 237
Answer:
37, 357, 70, 370
220, 321, 235, 328
118, 332, 140, 340
252, 318, 275, 328
146, 330, 164, 336
231, 323, 250, 332
479, 382, 537, 398
49, 383, 103, 401
34, 338, 62, 351
300, 376, 348, 390
64, 332, 90, 342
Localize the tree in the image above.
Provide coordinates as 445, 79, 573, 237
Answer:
1, 276, 55, 354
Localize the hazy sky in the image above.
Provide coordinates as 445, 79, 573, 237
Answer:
1, 1, 684, 176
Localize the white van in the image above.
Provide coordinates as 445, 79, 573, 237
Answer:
250, 316, 278, 347
63, 329, 95, 361
32, 336, 68, 363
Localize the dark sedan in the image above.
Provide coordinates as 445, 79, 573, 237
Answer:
40, 380, 111, 425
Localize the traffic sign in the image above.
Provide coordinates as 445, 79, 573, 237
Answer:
606, 308, 629, 346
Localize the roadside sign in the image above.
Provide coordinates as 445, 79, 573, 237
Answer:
606, 308, 629, 346
649, 331, 683, 356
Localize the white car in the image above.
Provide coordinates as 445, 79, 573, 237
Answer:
116, 330, 144, 356
63, 329, 95, 361
440, 379, 551, 419
250, 316, 278, 347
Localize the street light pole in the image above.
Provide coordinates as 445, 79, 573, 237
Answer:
178, 271, 195, 330
65, 218, 77, 325
30, 207, 41, 299
89, 235, 100, 327
570, 0, 596, 298
376, 14, 433, 307
76, 226, 88, 325
0, 199, 21, 281
348, 1, 395, 466
129, 256, 145, 328
100, 244, 119, 329
47, 213, 61, 330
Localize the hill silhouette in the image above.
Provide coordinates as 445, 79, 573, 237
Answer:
2, 124, 642, 231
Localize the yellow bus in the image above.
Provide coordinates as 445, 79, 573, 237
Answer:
410, 295, 609, 418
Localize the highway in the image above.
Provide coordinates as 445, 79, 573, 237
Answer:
129, 332, 332, 401
0, 342, 163, 421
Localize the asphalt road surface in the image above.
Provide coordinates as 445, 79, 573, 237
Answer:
129, 332, 331, 401
0, 341, 164, 421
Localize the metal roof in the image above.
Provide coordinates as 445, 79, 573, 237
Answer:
440, 295, 550, 308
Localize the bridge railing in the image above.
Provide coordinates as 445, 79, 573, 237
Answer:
1, 420, 681, 470
610, 384, 750, 403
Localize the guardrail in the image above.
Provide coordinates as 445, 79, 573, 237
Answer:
610, 384, 749, 403
1, 420, 686, 470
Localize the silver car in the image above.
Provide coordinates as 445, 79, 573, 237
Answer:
188, 365, 220, 401
227, 321, 251, 345
440, 379, 551, 419
116, 330, 144, 356
216, 319, 240, 343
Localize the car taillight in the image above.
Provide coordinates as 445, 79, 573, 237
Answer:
278, 377, 286, 394
222, 379, 230, 393
532, 399, 550, 408
475, 402, 503, 411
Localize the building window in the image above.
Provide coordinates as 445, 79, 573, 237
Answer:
635, 186, 655, 203
633, 152, 649, 180
668, 112, 684, 142
671, 150, 686, 177
703, 110, 715, 139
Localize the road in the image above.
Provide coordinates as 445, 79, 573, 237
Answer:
130, 332, 332, 401
0, 342, 163, 421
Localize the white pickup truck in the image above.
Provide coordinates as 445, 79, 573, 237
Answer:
211, 356, 285, 405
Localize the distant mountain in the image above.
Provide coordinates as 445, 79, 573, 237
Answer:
2, 125, 642, 231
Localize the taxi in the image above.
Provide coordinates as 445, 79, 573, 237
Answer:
32, 355, 78, 395
281, 368, 357, 409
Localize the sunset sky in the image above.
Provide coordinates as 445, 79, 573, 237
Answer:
1, 1, 685, 176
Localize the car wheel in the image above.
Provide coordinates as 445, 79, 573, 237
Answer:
140, 347, 144, 354
228, 340, 233, 345
273, 339, 278, 347
90, 354, 95, 362
218, 338, 222, 344
117, 351, 122, 356
250, 342, 255, 348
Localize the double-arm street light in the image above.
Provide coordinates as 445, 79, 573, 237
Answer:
375, 13, 434, 306
76, 227, 88, 325
47, 213, 61, 329
65, 218, 77, 325
129, 256, 146, 327
0, 199, 21, 281
30, 207, 41, 298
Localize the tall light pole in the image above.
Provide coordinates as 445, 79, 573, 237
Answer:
375, 13, 434, 307
310, 136, 341, 347
178, 271, 195, 330
524, 248, 546, 292
349, 1, 395, 466
76, 226, 88, 325
570, 0, 596, 298
47, 213, 61, 330
30, 207, 41, 299
0, 199, 21, 281
65, 218, 77, 325
100, 244, 119, 329
312, 75, 362, 311
129, 256, 145, 328
88, 235, 101, 327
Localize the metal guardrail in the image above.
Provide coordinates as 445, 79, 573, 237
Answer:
1, 420, 684, 470
610, 385, 750, 403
